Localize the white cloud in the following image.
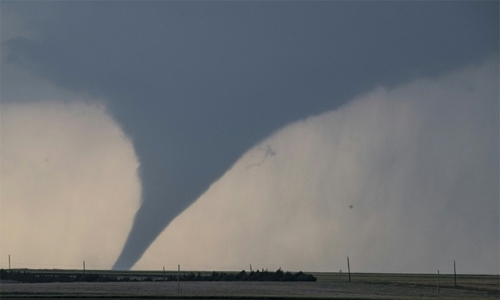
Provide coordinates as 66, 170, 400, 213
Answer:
0, 100, 141, 269
137, 58, 499, 274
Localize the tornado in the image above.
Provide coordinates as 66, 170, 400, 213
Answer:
2, 1, 497, 270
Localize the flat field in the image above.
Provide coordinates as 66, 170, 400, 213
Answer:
1, 271, 498, 299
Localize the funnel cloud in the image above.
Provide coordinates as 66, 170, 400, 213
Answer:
1, 2, 498, 271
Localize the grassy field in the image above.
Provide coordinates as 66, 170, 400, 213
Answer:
313, 272, 498, 289
1, 270, 498, 299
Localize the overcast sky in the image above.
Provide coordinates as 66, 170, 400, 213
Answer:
1, 1, 498, 271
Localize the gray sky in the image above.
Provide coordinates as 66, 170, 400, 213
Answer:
1, 1, 498, 270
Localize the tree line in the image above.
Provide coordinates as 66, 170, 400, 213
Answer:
0, 268, 316, 283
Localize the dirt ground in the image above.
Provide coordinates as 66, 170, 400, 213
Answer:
1, 279, 499, 299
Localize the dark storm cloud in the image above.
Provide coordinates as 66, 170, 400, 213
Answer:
2, 1, 498, 269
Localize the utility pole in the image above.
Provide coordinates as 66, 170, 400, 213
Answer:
347, 257, 351, 282
437, 270, 440, 298
83, 261, 86, 274
8, 255, 10, 270
453, 261, 457, 287
177, 265, 180, 294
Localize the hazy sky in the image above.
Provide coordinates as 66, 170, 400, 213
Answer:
1, 101, 140, 269
1, 1, 498, 272
140, 59, 499, 274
